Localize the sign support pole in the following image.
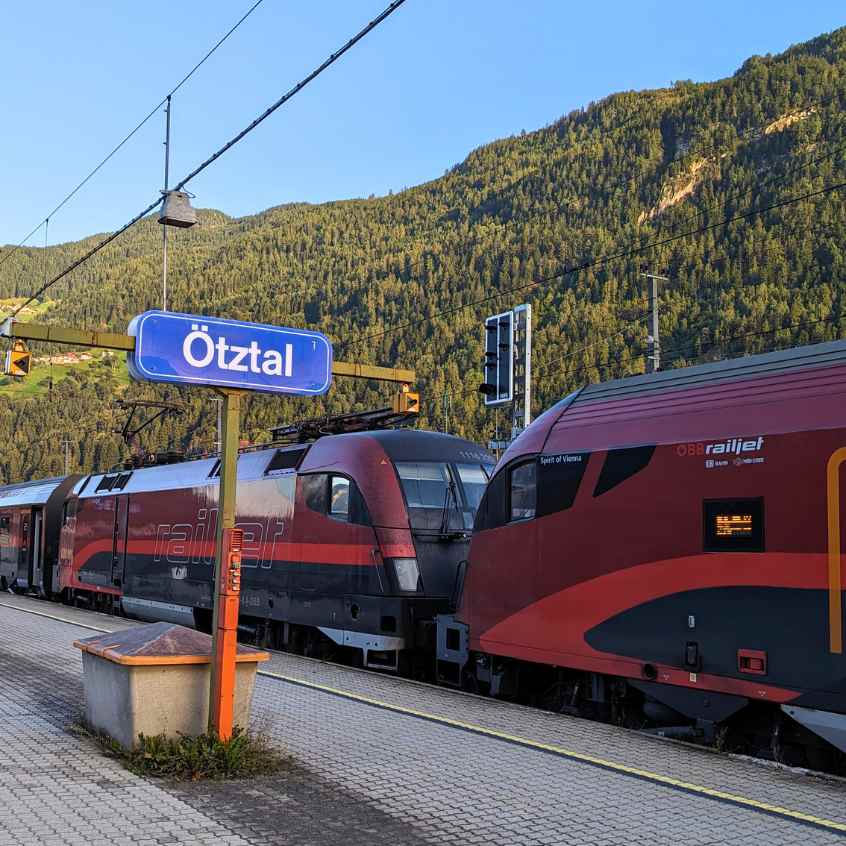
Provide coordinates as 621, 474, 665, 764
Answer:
209, 387, 244, 739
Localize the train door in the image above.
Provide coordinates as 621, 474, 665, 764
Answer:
112, 495, 130, 588
0, 510, 13, 589
30, 508, 44, 592
16, 512, 30, 590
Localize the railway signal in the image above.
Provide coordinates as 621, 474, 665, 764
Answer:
480, 304, 532, 445
481, 310, 514, 406
4, 340, 32, 378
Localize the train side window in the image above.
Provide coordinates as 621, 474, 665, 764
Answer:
0, 515, 9, 531
510, 460, 537, 522
703, 498, 764, 552
537, 452, 590, 515
304, 473, 371, 526
329, 476, 350, 521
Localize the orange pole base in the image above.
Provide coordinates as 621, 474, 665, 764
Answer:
211, 592, 240, 739
210, 526, 243, 740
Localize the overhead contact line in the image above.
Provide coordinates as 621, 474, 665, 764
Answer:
0, 0, 267, 275
338, 178, 846, 355
0, 0, 409, 326
294, 94, 846, 334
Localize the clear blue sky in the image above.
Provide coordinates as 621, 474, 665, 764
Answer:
1, 0, 843, 246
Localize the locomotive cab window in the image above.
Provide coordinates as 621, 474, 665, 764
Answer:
703, 498, 764, 552
330, 476, 350, 520
510, 460, 537, 522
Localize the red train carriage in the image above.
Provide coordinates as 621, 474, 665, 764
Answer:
58, 429, 493, 670
0, 475, 80, 595
438, 340, 846, 761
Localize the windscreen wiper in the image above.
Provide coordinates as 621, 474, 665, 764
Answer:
437, 480, 469, 541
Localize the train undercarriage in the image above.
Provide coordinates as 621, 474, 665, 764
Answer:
11, 581, 844, 776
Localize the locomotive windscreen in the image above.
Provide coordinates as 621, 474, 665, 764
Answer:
395, 461, 494, 533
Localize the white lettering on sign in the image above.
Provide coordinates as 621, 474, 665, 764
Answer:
183, 324, 293, 377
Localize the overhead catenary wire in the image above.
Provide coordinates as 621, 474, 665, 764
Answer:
337, 177, 846, 356
0, 0, 409, 326
394, 175, 846, 413
334, 135, 846, 362
282, 93, 845, 328
0, 0, 267, 274
172, 0, 408, 194
555, 215, 846, 387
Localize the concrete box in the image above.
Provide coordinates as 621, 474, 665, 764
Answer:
74, 621, 269, 749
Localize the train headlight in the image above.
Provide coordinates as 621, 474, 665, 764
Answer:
391, 558, 420, 592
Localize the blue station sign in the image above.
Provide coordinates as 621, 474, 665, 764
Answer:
127, 310, 333, 395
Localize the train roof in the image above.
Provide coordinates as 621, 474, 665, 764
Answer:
499, 338, 846, 466
572, 337, 846, 408
75, 429, 493, 498
75, 450, 275, 498
358, 429, 493, 464
0, 476, 67, 508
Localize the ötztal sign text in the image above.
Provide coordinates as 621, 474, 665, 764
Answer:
127, 310, 332, 395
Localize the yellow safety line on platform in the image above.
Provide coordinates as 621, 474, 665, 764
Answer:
1, 599, 844, 835
258, 669, 846, 835
0, 600, 112, 633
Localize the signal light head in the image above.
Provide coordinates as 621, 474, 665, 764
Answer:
392, 385, 420, 414
4, 340, 31, 378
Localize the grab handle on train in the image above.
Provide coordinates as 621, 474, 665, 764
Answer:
450, 560, 468, 612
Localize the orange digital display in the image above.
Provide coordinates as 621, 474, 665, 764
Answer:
715, 514, 753, 538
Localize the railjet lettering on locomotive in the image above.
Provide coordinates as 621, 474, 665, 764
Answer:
153, 509, 286, 569
705, 436, 764, 455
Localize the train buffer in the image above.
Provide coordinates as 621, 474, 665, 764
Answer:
2, 592, 846, 846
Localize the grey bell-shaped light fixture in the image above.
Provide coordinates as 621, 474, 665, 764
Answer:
159, 190, 197, 228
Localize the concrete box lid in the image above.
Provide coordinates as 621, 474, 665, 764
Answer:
73, 621, 270, 666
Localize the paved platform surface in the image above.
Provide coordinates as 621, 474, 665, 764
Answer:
2, 594, 846, 845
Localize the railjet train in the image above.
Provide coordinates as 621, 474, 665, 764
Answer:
0, 429, 493, 671
6, 339, 846, 764
436, 339, 846, 766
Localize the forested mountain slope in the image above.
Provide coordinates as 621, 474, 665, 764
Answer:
1, 27, 845, 481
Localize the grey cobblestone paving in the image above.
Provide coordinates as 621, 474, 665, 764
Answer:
256, 642, 846, 826
0, 630, 250, 845
2, 595, 845, 845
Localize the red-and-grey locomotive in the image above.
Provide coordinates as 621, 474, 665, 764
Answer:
436, 338, 846, 766
2, 427, 493, 671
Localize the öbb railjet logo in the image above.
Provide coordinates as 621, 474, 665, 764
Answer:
676, 436, 764, 458
182, 323, 293, 377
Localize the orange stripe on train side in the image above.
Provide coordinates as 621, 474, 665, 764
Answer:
71, 537, 378, 569
825, 447, 846, 654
